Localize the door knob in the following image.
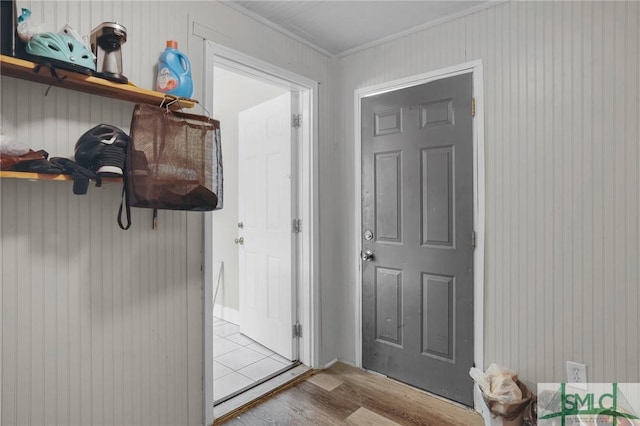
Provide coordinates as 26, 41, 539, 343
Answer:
234, 237, 244, 245
361, 249, 374, 262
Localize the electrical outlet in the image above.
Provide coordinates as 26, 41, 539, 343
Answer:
566, 361, 587, 388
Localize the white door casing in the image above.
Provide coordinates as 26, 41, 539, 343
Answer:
238, 93, 296, 361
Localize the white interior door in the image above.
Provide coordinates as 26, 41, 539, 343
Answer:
238, 92, 296, 361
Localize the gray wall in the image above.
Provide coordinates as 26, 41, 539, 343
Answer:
0, 1, 334, 425
335, 0, 640, 386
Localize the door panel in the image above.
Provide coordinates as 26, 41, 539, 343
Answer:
239, 92, 296, 361
362, 73, 474, 406
422, 146, 454, 247
375, 267, 403, 346
375, 151, 402, 242
422, 273, 454, 360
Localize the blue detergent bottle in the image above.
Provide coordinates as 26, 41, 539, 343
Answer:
156, 40, 193, 98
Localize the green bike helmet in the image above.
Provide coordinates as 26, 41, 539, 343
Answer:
26, 32, 96, 74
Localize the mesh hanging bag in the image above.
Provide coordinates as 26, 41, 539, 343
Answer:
125, 103, 223, 213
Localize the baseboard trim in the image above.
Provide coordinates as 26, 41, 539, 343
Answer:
213, 304, 240, 325
321, 358, 340, 369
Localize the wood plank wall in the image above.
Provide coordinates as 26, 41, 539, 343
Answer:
1, 0, 199, 423
1, 1, 333, 425
337, 1, 640, 386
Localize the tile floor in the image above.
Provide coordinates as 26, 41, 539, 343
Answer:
214, 316, 294, 404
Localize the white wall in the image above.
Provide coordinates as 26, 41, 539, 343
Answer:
212, 67, 288, 314
335, 0, 640, 387
1, 1, 334, 425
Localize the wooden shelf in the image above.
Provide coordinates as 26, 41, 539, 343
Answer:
0, 170, 122, 184
0, 54, 196, 109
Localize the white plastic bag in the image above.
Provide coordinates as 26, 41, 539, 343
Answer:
470, 363, 522, 405
16, 8, 45, 42
470, 363, 532, 424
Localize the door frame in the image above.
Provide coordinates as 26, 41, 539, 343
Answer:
353, 60, 485, 410
202, 41, 320, 425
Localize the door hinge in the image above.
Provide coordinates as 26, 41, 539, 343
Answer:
472, 97, 476, 117
292, 218, 301, 234
293, 322, 302, 338
471, 230, 477, 248
292, 114, 302, 128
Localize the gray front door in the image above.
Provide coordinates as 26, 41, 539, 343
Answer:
361, 73, 474, 406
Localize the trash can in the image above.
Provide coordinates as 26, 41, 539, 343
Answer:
470, 364, 534, 426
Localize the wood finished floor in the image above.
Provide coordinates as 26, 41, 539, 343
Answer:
218, 362, 483, 426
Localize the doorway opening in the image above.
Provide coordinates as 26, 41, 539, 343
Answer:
202, 42, 319, 424
212, 67, 295, 405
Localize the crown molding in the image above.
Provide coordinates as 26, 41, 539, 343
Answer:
220, 1, 336, 58
336, 0, 507, 59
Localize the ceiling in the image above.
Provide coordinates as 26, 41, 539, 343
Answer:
224, 1, 492, 57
